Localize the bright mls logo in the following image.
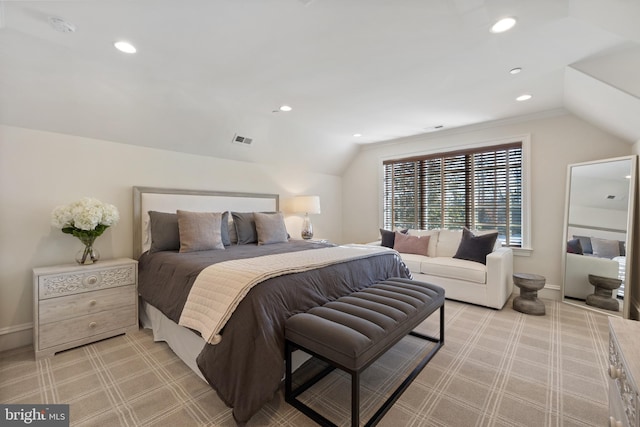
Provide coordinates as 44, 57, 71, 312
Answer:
1, 405, 69, 426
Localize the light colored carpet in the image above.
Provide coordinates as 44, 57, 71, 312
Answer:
0, 297, 611, 426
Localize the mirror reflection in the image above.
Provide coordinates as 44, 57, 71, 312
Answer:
563, 157, 635, 317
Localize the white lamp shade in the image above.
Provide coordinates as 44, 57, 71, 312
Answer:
293, 195, 321, 214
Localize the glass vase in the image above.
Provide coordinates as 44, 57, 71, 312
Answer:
301, 214, 314, 240
75, 237, 100, 265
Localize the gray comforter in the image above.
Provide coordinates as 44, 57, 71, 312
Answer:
137, 240, 411, 423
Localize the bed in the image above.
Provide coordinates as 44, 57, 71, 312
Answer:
132, 186, 411, 423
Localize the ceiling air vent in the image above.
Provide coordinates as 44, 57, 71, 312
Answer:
232, 134, 253, 146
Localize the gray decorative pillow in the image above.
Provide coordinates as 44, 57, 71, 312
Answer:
148, 211, 180, 253
591, 237, 621, 259
573, 235, 593, 254
177, 210, 225, 253
231, 212, 258, 244
228, 219, 238, 244
453, 227, 498, 265
566, 238, 583, 254
254, 212, 289, 245
221, 211, 231, 246
619, 240, 626, 256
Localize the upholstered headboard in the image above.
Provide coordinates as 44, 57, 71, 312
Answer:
132, 186, 279, 259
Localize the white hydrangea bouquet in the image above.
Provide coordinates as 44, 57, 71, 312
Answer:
51, 197, 120, 264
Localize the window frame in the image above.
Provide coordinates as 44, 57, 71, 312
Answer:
378, 135, 532, 253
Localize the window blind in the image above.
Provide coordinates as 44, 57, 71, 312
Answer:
383, 142, 522, 246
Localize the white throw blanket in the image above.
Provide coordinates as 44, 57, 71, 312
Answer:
179, 244, 396, 344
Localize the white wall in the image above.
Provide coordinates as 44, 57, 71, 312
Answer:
342, 112, 632, 294
569, 205, 629, 231
0, 125, 342, 350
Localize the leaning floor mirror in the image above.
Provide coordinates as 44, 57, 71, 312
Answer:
562, 155, 637, 318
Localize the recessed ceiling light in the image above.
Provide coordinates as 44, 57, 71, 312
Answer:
114, 41, 136, 54
353, 133, 362, 137
279, 105, 292, 112
509, 67, 522, 75
490, 17, 517, 33
516, 94, 532, 102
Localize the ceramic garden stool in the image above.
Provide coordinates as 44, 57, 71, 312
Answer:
586, 274, 622, 312
513, 273, 546, 315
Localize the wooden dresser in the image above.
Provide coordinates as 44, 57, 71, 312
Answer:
33, 258, 138, 359
609, 317, 640, 427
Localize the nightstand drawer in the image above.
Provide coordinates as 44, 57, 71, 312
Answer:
39, 305, 136, 350
38, 263, 136, 299
39, 285, 136, 324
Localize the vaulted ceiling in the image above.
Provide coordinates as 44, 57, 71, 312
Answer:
1, 0, 639, 175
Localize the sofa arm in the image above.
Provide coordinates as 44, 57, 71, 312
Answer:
485, 247, 514, 309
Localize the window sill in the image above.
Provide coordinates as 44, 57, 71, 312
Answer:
511, 247, 533, 257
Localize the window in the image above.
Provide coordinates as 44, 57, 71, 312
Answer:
383, 142, 523, 246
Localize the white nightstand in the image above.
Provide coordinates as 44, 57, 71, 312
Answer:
608, 317, 640, 427
33, 258, 138, 359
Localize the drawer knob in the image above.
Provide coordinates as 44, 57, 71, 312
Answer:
89, 300, 97, 306
609, 416, 622, 427
608, 365, 621, 379
89, 322, 97, 329
86, 275, 98, 285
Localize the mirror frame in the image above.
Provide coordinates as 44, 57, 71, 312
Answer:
561, 155, 637, 318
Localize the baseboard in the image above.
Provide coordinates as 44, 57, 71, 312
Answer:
0, 322, 33, 353
536, 284, 561, 301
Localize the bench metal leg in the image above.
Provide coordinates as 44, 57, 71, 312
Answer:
285, 303, 444, 427
352, 371, 360, 427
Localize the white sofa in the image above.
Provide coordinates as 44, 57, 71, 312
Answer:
379, 229, 514, 309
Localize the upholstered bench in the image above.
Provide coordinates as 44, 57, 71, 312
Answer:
284, 278, 445, 427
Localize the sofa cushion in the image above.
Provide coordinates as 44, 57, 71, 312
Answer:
399, 253, 428, 273
435, 229, 462, 257
407, 229, 439, 256
420, 257, 487, 284
393, 232, 430, 256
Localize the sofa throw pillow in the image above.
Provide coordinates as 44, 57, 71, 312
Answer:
148, 211, 180, 253
379, 228, 408, 248
177, 210, 225, 253
393, 232, 430, 256
407, 229, 439, 256
566, 238, 583, 254
453, 227, 498, 265
254, 212, 289, 245
591, 237, 620, 259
